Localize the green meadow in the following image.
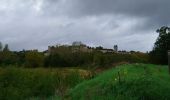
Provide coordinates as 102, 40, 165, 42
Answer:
1, 64, 170, 100
68, 64, 170, 100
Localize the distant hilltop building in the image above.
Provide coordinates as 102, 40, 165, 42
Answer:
114, 45, 118, 52
44, 42, 120, 55
71, 41, 93, 53
72, 41, 85, 46
99, 49, 114, 53
96, 45, 118, 53
45, 41, 93, 55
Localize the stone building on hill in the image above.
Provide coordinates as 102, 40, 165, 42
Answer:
45, 41, 93, 55
44, 41, 119, 55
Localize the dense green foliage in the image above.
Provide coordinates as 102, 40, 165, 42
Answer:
44, 52, 93, 67
44, 51, 149, 67
24, 51, 44, 67
68, 64, 170, 100
0, 67, 89, 100
0, 49, 149, 68
150, 26, 170, 64
0, 41, 149, 68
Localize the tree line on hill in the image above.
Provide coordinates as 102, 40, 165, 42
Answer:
0, 42, 149, 68
0, 26, 169, 67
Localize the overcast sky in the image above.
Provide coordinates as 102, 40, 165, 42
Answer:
0, 0, 169, 52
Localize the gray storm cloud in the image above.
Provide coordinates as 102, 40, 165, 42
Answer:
0, 0, 168, 52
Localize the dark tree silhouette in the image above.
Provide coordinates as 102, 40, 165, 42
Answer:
0, 42, 2, 51
3, 44, 9, 52
150, 26, 170, 64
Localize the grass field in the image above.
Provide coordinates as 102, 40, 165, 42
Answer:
68, 64, 170, 100
1, 64, 170, 100
0, 67, 91, 100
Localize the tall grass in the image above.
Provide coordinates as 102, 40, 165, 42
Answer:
0, 67, 89, 100
2, 64, 169, 100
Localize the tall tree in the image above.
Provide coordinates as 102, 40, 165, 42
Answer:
3, 44, 9, 52
150, 26, 170, 64
0, 42, 2, 51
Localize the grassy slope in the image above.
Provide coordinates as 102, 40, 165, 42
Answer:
68, 64, 170, 100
